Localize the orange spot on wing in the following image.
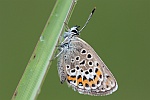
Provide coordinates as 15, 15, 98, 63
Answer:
83, 79, 88, 87
67, 76, 76, 81
96, 69, 101, 76
106, 79, 111, 86
96, 68, 103, 79
93, 76, 99, 83
88, 80, 94, 87
106, 81, 109, 85
97, 65, 101, 68
77, 77, 82, 85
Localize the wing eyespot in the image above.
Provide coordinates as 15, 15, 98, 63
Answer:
89, 69, 92, 73
86, 53, 92, 59
80, 49, 87, 54
85, 71, 89, 74
71, 59, 75, 63
88, 61, 93, 66
75, 56, 80, 61
79, 59, 86, 66
66, 65, 70, 69
75, 65, 79, 70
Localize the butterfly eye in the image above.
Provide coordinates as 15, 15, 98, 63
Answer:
71, 29, 78, 33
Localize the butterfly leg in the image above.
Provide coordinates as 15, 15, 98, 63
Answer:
57, 48, 67, 84
53, 46, 64, 60
53, 36, 69, 60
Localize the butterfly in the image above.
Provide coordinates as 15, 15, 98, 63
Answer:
56, 7, 118, 96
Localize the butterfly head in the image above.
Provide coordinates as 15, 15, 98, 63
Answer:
64, 25, 80, 38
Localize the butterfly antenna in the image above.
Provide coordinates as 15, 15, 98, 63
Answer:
64, 22, 70, 31
79, 7, 96, 33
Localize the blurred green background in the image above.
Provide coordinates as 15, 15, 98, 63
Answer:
0, 0, 150, 100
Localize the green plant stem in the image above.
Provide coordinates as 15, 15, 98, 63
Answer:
12, 0, 77, 100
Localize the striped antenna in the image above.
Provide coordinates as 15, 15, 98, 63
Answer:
79, 7, 96, 33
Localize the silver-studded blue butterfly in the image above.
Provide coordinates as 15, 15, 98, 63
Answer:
57, 7, 118, 96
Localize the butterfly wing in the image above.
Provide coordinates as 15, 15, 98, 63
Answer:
57, 36, 118, 96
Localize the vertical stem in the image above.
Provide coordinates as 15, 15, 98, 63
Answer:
12, 0, 77, 100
